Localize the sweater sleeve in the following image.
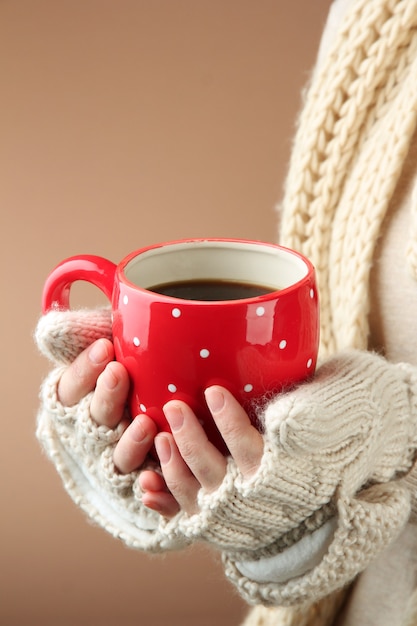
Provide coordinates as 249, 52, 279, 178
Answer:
35, 309, 188, 553
165, 351, 417, 606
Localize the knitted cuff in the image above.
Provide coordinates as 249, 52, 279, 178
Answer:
223, 482, 411, 607
37, 367, 188, 552
35, 308, 112, 365
170, 443, 336, 556
170, 352, 416, 560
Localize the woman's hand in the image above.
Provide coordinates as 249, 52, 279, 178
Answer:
57, 338, 158, 468
57, 339, 264, 516
138, 386, 264, 518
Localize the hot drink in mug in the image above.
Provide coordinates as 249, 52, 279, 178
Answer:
42, 239, 319, 453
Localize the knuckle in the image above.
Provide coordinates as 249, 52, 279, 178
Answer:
177, 440, 201, 466
72, 357, 92, 388
218, 420, 242, 447
91, 389, 121, 427
240, 456, 260, 479
163, 470, 192, 503
165, 476, 184, 496
94, 394, 114, 418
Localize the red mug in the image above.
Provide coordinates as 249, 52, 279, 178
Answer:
42, 239, 319, 453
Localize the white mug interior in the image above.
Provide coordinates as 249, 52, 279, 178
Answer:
124, 240, 308, 295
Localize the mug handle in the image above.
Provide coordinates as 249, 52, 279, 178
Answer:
42, 255, 117, 313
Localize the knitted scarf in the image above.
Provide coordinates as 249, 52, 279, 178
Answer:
280, 0, 417, 358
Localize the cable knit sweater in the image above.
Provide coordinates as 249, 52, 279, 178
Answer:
35, 1, 417, 625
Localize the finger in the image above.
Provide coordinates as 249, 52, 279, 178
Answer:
113, 414, 158, 473
162, 401, 228, 492
141, 490, 181, 518
139, 470, 180, 518
90, 360, 130, 428
139, 470, 167, 493
58, 338, 114, 406
154, 433, 201, 515
205, 386, 263, 478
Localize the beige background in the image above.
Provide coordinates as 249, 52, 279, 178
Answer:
0, 1, 330, 625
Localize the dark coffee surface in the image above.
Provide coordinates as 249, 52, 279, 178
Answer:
148, 278, 275, 301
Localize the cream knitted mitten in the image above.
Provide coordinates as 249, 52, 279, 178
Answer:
35, 307, 113, 364
161, 351, 417, 607
35, 308, 188, 552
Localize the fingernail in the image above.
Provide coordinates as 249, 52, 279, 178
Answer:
89, 339, 109, 365
164, 404, 184, 432
204, 387, 225, 414
155, 435, 172, 464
